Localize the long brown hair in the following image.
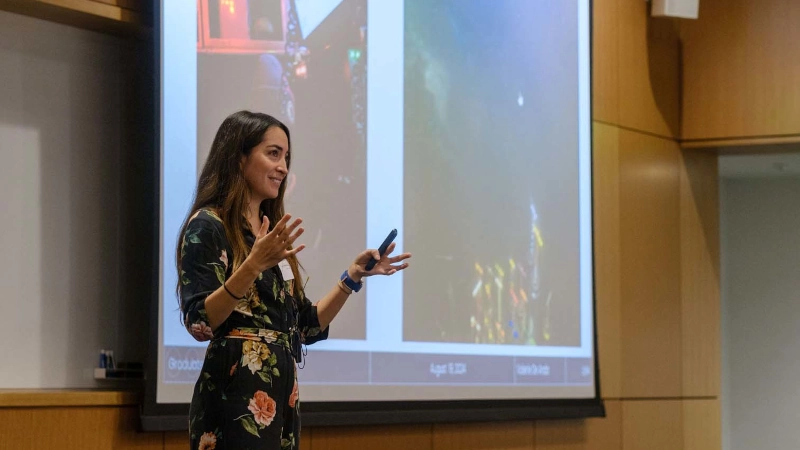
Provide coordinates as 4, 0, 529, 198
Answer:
176, 111, 304, 316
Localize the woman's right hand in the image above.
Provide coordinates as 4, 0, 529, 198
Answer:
245, 214, 305, 273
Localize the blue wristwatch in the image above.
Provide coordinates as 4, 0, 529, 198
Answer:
340, 270, 363, 293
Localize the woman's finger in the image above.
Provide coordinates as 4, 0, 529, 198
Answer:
286, 244, 306, 256
382, 261, 409, 270
381, 262, 408, 276
282, 218, 303, 239
381, 242, 397, 259
388, 253, 412, 264
286, 227, 305, 246
269, 214, 292, 236
389, 263, 410, 272
258, 215, 270, 238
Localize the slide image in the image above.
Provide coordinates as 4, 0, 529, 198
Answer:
402, 0, 581, 347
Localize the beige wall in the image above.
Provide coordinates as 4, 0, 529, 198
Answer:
0, 9, 126, 389
720, 178, 800, 450
0, 0, 724, 448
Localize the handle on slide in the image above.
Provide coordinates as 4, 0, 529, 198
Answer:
365, 229, 398, 271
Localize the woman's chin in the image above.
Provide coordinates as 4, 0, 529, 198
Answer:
264, 189, 280, 200
251, 189, 279, 202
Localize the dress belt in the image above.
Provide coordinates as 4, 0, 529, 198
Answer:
223, 327, 292, 351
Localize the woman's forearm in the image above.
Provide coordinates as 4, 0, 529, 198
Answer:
204, 260, 261, 330
315, 268, 362, 330
315, 284, 352, 331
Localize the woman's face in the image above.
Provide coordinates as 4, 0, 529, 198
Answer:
242, 126, 290, 202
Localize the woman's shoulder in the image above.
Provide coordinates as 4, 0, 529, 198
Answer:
186, 207, 225, 232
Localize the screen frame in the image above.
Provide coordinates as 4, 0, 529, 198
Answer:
141, 0, 604, 431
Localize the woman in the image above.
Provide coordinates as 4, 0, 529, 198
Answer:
177, 111, 410, 449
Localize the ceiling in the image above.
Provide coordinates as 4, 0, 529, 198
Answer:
717, 144, 800, 178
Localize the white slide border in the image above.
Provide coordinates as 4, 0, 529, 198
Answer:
158, 0, 197, 403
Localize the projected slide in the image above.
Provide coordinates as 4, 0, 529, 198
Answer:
403, 1, 581, 347
159, 0, 592, 405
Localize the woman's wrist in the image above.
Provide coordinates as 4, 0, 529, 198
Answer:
238, 258, 263, 282
347, 265, 363, 283
340, 268, 363, 294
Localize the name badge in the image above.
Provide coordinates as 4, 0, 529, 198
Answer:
278, 260, 295, 281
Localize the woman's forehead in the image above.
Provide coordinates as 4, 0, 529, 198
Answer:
263, 126, 288, 146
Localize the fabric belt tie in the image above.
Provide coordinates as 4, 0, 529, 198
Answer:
223, 327, 292, 352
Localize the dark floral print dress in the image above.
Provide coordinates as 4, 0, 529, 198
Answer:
180, 209, 328, 450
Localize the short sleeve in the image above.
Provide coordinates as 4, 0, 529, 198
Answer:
180, 214, 229, 341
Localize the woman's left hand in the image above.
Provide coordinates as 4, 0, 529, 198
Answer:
348, 242, 411, 282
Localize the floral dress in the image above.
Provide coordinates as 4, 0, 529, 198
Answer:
180, 209, 328, 450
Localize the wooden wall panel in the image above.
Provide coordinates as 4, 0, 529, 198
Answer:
92, 0, 146, 10
0, 390, 139, 407
432, 422, 534, 450
166, 429, 302, 450
0, 406, 162, 450
534, 400, 622, 450
314, 424, 432, 450
163, 431, 187, 450
592, 0, 619, 124
593, 123, 622, 398
617, 0, 681, 139
619, 130, 682, 398
585, 400, 622, 450
165, 425, 312, 449
300, 428, 312, 450
0, 0, 148, 34
622, 400, 683, 450
681, 0, 800, 141
535, 420, 586, 450
679, 151, 721, 397
682, 399, 720, 450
